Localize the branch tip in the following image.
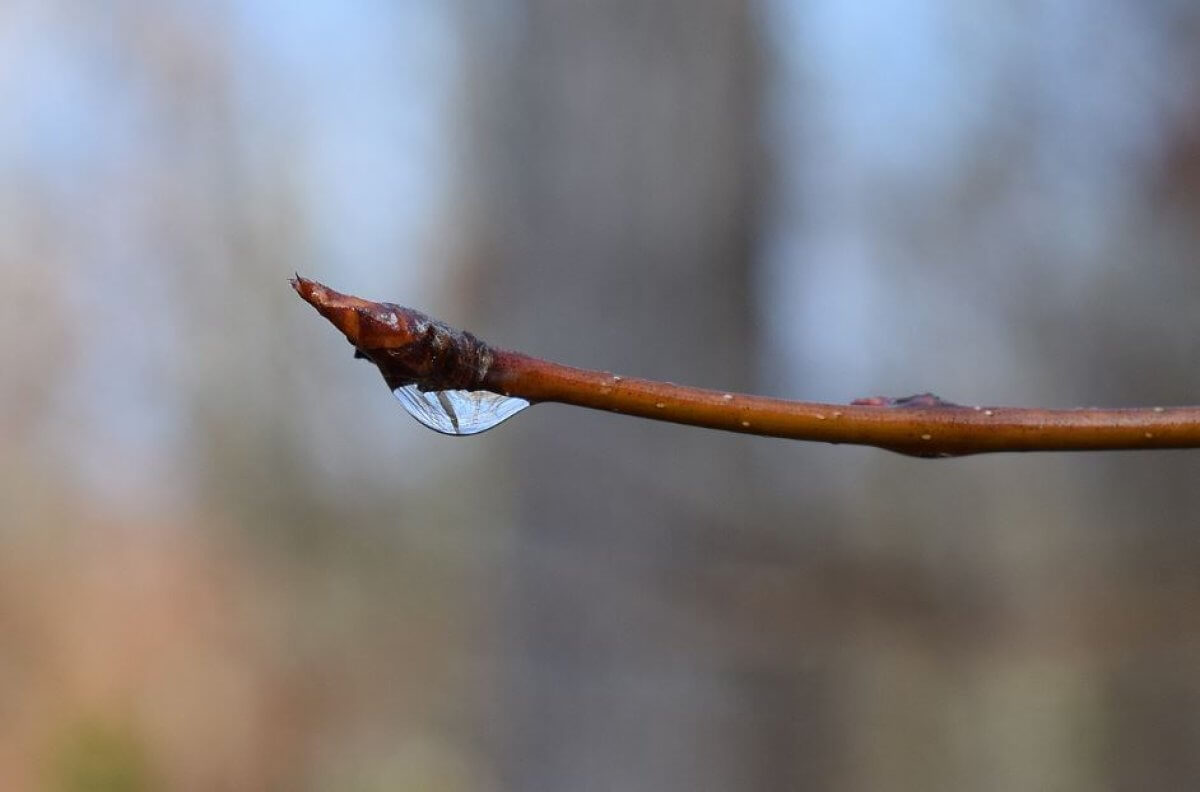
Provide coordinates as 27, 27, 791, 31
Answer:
293, 279, 1200, 456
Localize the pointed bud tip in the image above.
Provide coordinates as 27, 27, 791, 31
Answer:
290, 276, 378, 346
290, 274, 316, 303
291, 275, 342, 312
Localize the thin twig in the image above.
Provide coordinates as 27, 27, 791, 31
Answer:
293, 276, 1200, 458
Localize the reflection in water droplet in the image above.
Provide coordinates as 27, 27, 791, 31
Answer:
393, 385, 530, 435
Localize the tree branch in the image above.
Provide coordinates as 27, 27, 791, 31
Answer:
293, 276, 1200, 458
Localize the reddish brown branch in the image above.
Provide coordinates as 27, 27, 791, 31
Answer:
293, 276, 1200, 458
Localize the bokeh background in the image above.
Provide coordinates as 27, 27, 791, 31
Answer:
4, 1, 1200, 789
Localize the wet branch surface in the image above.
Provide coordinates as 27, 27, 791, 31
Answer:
293, 276, 1200, 458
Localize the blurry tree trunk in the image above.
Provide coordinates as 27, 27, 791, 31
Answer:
465, 2, 827, 790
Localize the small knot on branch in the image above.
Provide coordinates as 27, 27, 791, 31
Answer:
851, 392, 964, 409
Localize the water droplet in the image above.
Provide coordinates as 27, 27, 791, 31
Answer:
741, 420, 751, 428
920, 433, 933, 441
393, 385, 529, 435
655, 402, 665, 409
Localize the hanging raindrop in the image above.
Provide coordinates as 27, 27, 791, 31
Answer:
393, 385, 530, 436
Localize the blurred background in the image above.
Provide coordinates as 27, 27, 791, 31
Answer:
3, 1, 1200, 789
